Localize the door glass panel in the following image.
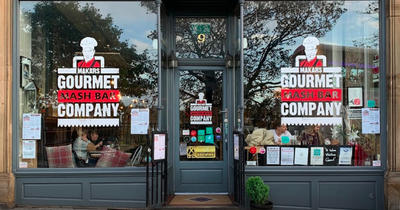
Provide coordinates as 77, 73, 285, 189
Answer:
179, 70, 223, 161
175, 18, 226, 58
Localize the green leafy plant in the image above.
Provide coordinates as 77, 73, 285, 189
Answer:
245, 176, 270, 205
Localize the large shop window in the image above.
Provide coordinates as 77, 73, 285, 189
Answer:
243, 1, 380, 166
18, 1, 158, 168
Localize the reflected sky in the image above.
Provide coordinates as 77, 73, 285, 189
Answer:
322, 1, 379, 47
20, 1, 157, 54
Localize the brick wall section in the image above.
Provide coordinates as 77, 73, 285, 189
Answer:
0, 0, 14, 208
386, 0, 400, 209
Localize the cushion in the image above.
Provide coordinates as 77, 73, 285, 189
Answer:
46, 144, 75, 168
95, 146, 131, 167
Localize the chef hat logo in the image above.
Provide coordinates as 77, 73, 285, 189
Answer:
303, 37, 319, 48
80, 37, 98, 49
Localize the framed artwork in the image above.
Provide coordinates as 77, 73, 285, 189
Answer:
20, 56, 31, 88
348, 87, 363, 107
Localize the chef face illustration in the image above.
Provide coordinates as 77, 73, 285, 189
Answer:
80, 37, 97, 62
303, 37, 319, 61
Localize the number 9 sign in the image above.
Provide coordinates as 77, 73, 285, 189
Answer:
198, 34, 205, 43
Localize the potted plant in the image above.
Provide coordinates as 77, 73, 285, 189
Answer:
246, 176, 273, 210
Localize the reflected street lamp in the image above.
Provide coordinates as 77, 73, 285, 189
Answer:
225, 51, 233, 68
169, 50, 178, 68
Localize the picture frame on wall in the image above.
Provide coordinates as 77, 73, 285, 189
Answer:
348, 87, 363, 107
20, 56, 31, 88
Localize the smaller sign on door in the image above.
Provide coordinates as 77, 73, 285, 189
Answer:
190, 93, 212, 125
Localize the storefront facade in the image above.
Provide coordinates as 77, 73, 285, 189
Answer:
1, 0, 400, 209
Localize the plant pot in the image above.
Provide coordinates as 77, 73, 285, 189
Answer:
250, 200, 273, 210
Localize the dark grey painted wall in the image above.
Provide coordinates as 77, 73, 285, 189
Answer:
15, 167, 384, 210
245, 167, 384, 210
15, 169, 148, 208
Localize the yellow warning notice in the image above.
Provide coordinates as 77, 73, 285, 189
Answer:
187, 146, 215, 158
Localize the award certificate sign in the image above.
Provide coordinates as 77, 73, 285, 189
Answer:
339, 146, 353, 165
310, 147, 324, 165
280, 147, 294, 165
294, 147, 309, 165
266, 146, 280, 165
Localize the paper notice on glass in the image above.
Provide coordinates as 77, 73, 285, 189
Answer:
180, 142, 187, 156
361, 108, 380, 134
153, 134, 165, 161
310, 147, 324, 165
22, 140, 36, 159
266, 146, 280, 165
339, 147, 353, 165
22, 113, 41, 140
234, 134, 239, 160
294, 147, 309, 165
131, 109, 149, 134
19, 162, 28, 168
280, 147, 294, 165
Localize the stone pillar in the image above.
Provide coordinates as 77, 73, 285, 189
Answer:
386, 0, 400, 209
0, 0, 14, 208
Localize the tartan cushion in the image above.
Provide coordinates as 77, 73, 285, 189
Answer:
95, 146, 116, 167
95, 146, 131, 167
110, 151, 131, 167
46, 144, 75, 168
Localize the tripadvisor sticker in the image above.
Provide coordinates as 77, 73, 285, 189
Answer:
183, 136, 190, 143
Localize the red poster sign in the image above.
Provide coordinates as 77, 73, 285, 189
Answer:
281, 89, 342, 102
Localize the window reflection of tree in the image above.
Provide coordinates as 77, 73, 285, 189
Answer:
179, 70, 222, 107
20, 1, 159, 167
175, 18, 226, 59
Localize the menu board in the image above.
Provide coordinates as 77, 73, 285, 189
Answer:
153, 133, 166, 161
131, 108, 149, 134
234, 134, 239, 160
362, 108, 380, 134
22, 113, 41, 140
22, 140, 36, 159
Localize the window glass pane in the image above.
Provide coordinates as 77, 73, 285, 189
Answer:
19, 1, 158, 168
175, 18, 226, 58
243, 1, 380, 166
179, 70, 224, 161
